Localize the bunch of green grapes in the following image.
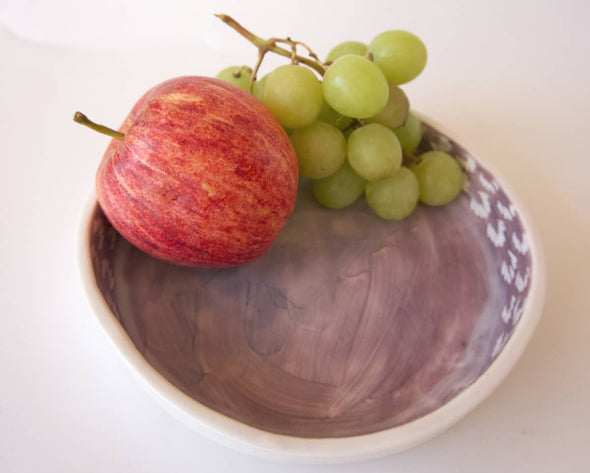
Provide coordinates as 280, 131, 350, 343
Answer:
216, 20, 464, 220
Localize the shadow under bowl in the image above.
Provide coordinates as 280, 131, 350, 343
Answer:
78, 118, 546, 463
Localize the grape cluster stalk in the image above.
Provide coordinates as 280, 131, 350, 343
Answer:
215, 14, 328, 87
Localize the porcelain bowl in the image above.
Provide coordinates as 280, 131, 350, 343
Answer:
78, 117, 546, 463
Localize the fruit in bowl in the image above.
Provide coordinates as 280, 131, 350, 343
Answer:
75, 14, 462, 268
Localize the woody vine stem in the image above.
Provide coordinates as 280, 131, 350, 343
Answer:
215, 14, 373, 135
215, 14, 327, 91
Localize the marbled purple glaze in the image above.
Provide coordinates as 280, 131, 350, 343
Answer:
88, 123, 532, 438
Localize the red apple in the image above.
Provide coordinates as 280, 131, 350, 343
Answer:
94, 76, 298, 268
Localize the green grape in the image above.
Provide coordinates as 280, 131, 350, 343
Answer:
326, 41, 368, 62
365, 84, 409, 130
322, 54, 389, 119
411, 151, 464, 206
347, 123, 402, 181
312, 161, 366, 209
290, 121, 347, 179
252, 74, 268, 102
215, 66, 252, 92
368, 30, 427, 85
365, 167, 419, 220
394, 111, 422, 152
264, 65, 323, 129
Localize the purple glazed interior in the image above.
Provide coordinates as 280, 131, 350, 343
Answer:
88, 123, 532, 438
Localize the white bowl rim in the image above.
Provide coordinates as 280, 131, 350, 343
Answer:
76, 114, 547, 464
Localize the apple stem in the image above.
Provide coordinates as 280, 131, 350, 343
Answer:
215, 13, 327, 87
73, 111, 125, 140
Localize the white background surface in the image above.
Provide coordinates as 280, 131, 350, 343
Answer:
1, 0, 589, 471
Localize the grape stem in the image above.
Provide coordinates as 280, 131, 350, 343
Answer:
403, 149, 422, 163
215, 13, 327, 91
233, 65, 253, 78
341, 118, 365, 133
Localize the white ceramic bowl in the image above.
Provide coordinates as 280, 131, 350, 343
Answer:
78, 116, 546, 463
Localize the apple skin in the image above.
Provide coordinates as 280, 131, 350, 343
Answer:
96, 76, 299, 268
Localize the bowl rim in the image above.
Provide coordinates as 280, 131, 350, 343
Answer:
76, 114, 547, 464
